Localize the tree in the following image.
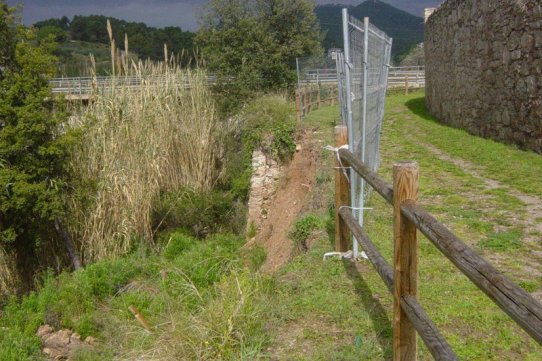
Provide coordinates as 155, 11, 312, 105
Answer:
196, 0, 322, 112
399, 43, 424, 67
0, 2, 79, 287
37, 25, 67, 43
0, 2, 17, 74
34, 16, 70, 31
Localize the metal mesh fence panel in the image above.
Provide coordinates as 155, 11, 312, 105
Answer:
340, 9, 392, 256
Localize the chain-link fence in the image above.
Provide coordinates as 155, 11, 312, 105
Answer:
340, 9, 392, 257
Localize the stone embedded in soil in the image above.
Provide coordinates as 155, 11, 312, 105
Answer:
36, 325, 95, 360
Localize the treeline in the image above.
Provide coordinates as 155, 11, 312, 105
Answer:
34, 15, 195, 61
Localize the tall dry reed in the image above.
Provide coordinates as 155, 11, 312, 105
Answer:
69, 57, 228, 261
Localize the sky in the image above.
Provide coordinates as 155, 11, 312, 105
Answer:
6, 0, 443, 31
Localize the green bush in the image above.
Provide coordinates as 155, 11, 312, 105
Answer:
242, 95, 297, 163
247, 245, 267, 271
161, 232, 198, 260
289, 215, 322, 251
218, 94, 297, 205
152, 188, 244, 238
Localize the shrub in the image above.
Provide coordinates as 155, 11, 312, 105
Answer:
289, 215, 321, 251
152, 188, 245, 238
219, 94, 297, 205
242, 94, 297, 163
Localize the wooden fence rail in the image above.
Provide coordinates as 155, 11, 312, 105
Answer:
333, 125, 542, 360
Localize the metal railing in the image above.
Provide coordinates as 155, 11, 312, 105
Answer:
49, 67, 425, 98
297, 66, 425, 88
48, 75, 219, 96
333, 125, 542, 360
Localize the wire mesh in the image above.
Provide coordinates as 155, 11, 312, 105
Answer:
340, 10, 392, 256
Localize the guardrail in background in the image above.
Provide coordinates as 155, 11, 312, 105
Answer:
48, 75, 219, 99
295, 66, 425, 120
333, 125, 542, 360
298, 66, 425, 89
49, 67, 425, 99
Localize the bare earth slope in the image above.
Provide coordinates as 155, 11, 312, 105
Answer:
258, 129, 317, 273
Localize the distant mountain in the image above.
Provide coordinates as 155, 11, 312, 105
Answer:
315, 0, 424, 63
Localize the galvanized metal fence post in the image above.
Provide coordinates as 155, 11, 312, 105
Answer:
342, 8, 358, 256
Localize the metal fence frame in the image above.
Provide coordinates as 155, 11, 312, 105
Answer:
340, 9, 392, 257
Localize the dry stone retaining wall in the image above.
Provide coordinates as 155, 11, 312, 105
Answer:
425, 0, 542, 153
246, 150, 280, 234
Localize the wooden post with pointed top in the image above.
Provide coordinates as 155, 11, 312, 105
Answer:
393, 161, 419, 361
335, 125, 350, 252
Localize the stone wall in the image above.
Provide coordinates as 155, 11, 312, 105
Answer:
246, 150, 280, 235
425, 0, 542, 153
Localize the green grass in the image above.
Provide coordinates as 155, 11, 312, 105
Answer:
261, 93, 542, 360
479, 229, 523, 252
2, 92, 541, 360
402, 95, 542, 197
0, 233, 271, 360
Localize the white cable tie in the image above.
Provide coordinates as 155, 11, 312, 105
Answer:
338, 206, 373, 212
323, 250, 354, 261
324, 144, 350, 182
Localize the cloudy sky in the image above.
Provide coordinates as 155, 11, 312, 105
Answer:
7, 0, 443, 31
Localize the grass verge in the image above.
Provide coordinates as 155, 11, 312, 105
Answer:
263, 93, 542, 360
0, 232, 271, 361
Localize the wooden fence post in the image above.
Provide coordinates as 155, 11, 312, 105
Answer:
317, 83, 321, 109
308, 86, 312, 114
302, 88, 306, 116
393, 161, 419, 361
405, 75, 409, 95
335, 126, 350, 252
295, 89, 301, 122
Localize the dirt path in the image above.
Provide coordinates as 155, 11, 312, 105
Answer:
258, 129, 317, 273
421, 142, 542, 237
420, 142, 542, 300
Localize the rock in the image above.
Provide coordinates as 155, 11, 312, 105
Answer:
37, 325, 54, 338
37, 325, 95, 361
84, 336, 96, 345
247, 149, 282, 231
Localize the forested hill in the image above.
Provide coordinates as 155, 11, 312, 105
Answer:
315, 0, 424, 63
34, 15, 195, 61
